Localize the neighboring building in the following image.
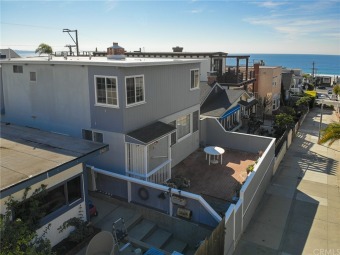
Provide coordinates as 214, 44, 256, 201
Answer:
0, 46, 202, 185
0, 122, 108, 246
126, 48, 228, 82
200, 82, 257, 132
315, 75, 332, 86
281, 69, 304, 100
0, 48, 21, 59
253, 65, 282, 115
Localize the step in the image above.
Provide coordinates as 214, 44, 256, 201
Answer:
162, 238, 187, 254
143, 228, 173, 249
128, 219, 157, 241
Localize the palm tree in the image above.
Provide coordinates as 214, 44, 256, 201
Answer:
319, 122, 340, 146
35, 43, 53, 55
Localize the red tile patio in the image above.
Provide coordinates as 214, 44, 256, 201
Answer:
172, 147, 258, 202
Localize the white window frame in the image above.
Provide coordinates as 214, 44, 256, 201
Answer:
94, 75, 119, 108
190, 69, 199, 90
125, 75, 145, 107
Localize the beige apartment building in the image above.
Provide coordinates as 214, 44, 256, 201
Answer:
253, 65, 282, 116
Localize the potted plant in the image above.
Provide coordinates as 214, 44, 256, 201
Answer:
246, 164, 255, 174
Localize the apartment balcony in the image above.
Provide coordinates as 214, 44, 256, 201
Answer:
217, 67, 256, 87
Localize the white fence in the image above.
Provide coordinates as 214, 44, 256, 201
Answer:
220, 110, 309, 255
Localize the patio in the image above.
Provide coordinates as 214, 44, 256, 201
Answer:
171, 147, 258, 213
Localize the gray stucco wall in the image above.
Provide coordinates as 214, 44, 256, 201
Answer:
88, 63, 201, 133
200, 118, 273, 154
1, 64, 91, 137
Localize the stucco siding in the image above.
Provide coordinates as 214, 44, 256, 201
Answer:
1, 64, 91, 137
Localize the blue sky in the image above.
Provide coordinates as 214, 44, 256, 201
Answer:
1, 0, 339, 55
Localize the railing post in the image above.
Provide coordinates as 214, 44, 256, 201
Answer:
127, 181, 131, 202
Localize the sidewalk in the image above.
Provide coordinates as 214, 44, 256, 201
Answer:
234, 107, 340, 255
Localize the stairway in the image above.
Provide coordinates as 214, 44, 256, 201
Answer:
127, 218, 196, 255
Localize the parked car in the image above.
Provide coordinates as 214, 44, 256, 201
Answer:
318, 86, 326, 89
328, 89, 333, 94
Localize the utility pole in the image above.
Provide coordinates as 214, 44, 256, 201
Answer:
312, 61, 316, 78
63, 29, 79, 56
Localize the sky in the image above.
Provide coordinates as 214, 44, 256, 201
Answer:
1, 0, 340, 55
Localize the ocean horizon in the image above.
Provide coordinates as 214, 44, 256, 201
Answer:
15, 50, 340, 76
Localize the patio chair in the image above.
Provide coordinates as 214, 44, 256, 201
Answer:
85, 231, 117, 255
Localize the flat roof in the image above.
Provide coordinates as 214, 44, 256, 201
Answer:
126, 51, 228, 58
0, 123, 109, 197
0, 56, 203, 67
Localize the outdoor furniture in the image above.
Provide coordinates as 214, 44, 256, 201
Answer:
204, 146, 225, 165
85, 231, 116, 255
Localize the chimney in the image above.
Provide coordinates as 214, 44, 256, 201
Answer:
107, 42, 126, 60
172, 46, 183, 52
207, 71, 217, 85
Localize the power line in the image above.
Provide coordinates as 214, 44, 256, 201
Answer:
1, 22, 61, 30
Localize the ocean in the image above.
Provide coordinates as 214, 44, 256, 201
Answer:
228, 54, 340, 76
16, 50, 340, 76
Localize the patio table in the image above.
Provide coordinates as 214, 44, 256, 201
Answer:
204, 146, 225, 165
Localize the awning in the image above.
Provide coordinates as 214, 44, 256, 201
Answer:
126, 121, 176, 145
220, 105, 240, 120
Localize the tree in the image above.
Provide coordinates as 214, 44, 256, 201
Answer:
0, 185, 55, 255
319, 122, 340, 146
274, 113, 295, 136
35, 43, 53, 55
295, 95, 312, 113
333, 84, 340, 96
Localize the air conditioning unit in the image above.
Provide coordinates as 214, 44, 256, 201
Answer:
177, 208, 192, 219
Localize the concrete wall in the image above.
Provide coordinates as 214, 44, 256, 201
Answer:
1, 64, 91, 137
94, 171, 220, 228
200, 118, 273, 154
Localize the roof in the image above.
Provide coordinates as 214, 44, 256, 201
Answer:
200, 85, 245, 118
0, 56, 203, 67
0, 49, 21, 59
200, 81, 214, 103
126, 121, 176, 145
126, 51, 228, 58
238, 99, 258, 108
0, 123, 109, 197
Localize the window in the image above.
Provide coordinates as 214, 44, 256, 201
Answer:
126, 75, 145, 106
82, 129, 104, 143
93, 132, 103, 143
13, 176, 82, 225
190, 69, 199, 90
13, 65, 23, 73
177, 114, 190, 140
192, 110, 199, 133
30, 72, 36, 82
82, 129, 93, 141
67, 176, 82, 204
95, 76, 118, 107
